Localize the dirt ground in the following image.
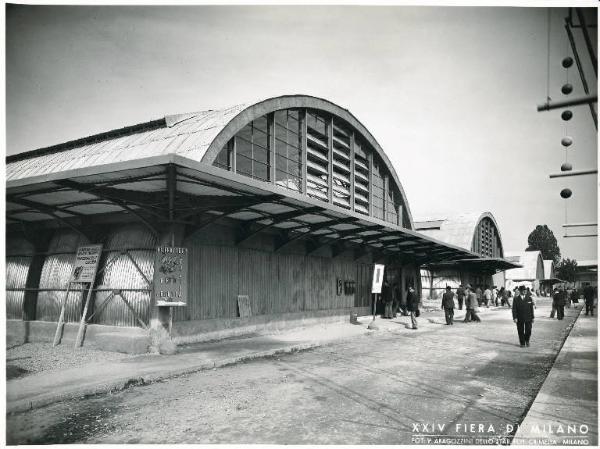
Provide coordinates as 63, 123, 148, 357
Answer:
6, 300, 582, 445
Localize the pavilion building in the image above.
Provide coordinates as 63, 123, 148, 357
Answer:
414, 212, 518, 299
7, 95, 506, 352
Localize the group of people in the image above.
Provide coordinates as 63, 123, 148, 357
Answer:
551, 284, 597, 319
441, 284, 482, 325
453, 284, 514, 310
378, 280, 595, 346
380, 281, 420, 329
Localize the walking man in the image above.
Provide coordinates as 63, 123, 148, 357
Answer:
406, 286, 419, 330
464, 285, 481, 323
550, 287, 558, 318
513, 285, 534, 347
456, 284, 466, 310
441, 285, 455, 325
584, 284, 595, 316
555, 286, 566, 320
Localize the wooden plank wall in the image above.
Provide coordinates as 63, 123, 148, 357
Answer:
174, 232, 360, 322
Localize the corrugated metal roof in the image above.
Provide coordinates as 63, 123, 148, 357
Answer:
6, 103, 249, 182
414, 212, 489, 251
504, 251, 543, 280
543, 260, 555, 279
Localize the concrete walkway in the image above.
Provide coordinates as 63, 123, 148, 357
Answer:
7, 301, 595, 434
6, 306, 490, 414
513, 307, 598, 446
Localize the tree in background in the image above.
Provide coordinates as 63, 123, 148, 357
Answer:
556, 258, 578, 282
526, 225, 561, 263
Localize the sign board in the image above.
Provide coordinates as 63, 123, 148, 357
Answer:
154, 246, 188, 306
70, 244, 103, 283
371, 264, 385, 294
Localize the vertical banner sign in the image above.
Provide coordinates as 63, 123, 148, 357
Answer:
371, 264, 385, 294
153, 246, 188, 306
71, 245, 103, 283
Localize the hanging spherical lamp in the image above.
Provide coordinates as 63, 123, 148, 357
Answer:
561, 136, 573, 147
561, 83, 573, 95
562, 110, 573, 121
560, 188, 572, 199
562, 57, 574, 68
561, 162, 573, 171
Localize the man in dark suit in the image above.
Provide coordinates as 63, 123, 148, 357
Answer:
554, 286, 566, 320
406, 286, 419, 330
513, 285, 535, 347
584, 285, 596, 316
441, 285, 455, 325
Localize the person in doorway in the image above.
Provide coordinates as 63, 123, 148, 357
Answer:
492, 286, 498, 307
513, 285, 535, 347
406, 286, 419, 330
399, 284, 408, 316
456, 284, 466, 310
441, 285, 455, 325
382, 280, 394, 319
475, 285, 483, 307
392, 282, 400, 317
584, 284, 596, 316
483, 285, 492, 308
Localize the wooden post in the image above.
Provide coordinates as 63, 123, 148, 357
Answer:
73, 282, 94, 348
53, 282, 73, 346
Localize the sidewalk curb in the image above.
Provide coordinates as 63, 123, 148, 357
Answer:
510, 304, 586, 443
6, 335, 356, 414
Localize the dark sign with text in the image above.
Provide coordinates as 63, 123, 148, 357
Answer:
153, 246, 188, 306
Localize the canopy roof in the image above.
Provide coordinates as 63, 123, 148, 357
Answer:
6, 155, 483, 265
6, 95, 489, 265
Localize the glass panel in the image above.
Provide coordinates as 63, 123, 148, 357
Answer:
236, 152, 252, 177
253, 126, 268, 149
214, 146, 229, 170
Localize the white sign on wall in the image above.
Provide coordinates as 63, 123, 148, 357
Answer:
70, 245, 103, 283
371, 264, 385, 294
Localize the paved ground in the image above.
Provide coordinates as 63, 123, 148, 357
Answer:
6, 299, 593, 445
513, 308, 597, 446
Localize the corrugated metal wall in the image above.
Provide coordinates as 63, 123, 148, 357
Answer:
91, 223, 156, 327
36, 231, 86, 322
5, 236, 35, 319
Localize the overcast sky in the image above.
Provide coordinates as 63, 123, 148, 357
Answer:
5, 3, 598, 261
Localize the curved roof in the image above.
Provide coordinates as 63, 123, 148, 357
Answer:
504, 251, 544, 280
414, 212, 503, 253
6, 94, 414, 227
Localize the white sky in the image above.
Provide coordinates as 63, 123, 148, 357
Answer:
5, 3, 599, 261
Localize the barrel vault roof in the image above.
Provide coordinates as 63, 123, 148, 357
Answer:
6, 94, 415, 227
504, 251, 544, 280
414, 212, 500, 252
